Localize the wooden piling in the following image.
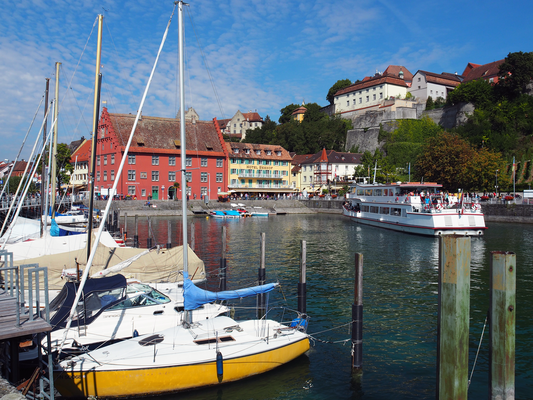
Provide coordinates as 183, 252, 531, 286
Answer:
297, 240, 307, 314
123, 212, 127, 242
219, 226, 227, 291
489, 251, 516, 400
257, 232, 266, 319
147, 217, 152, 248
437, 235, 470, 400
134, 215, 139, 248
166, 220, 172, 249
351, 253, 363, 372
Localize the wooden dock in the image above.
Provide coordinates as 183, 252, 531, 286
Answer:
0, 292, 51, 341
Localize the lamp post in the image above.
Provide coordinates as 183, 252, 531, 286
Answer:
495, 169, 499, 197
207, 172, 211, 202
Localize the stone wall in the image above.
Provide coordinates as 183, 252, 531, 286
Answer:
423, 102, 475, 130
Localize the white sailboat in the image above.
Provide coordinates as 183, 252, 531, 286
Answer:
53, 3, 309, 397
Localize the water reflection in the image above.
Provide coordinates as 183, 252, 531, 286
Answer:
120, 215, 532, 399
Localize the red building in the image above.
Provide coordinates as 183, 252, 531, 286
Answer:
95, 108, 228, 200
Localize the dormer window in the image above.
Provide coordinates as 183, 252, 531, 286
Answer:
276, 151, 281, 156
266, 150, 271, 155
233, 148, 239, 154
245, 149, 250, 154
255, 150, 261, 155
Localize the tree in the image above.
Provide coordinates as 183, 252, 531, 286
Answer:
446, 78, 494, 108
279, 104, 301, 124
242, 115, 277, 144
425, 96, 434, 110
56, 143, 73, 194
326, 79, 352, 104
496, 51, 533, 99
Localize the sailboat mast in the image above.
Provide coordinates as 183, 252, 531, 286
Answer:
87, 14, 104, 258
41, 78, 50, 237
178, 1, 192, 324
50, 62, 60, 219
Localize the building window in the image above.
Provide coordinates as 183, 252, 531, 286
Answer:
353, 99, 356, 105
201, 158, 208, 167
110, 170, 114, 181
380, 92, 383, 99
152, 171, 159, 181
169, 156, 176, 166
201, 187, 207, 196
141, 189, 146, 196
103, 171, 107, 181
111, 154, 115, 164
103, 155, 107, 165
418, 77, 421, 82
97, 156, 100, 166
97, 171, 100, 181
255, 150, 261, 155
128, 186, 136, 195
186, 157, 192, 167
185, 171, 192, 182
373, 94, 376, 100
216, 158, 223, 167
303, 176, 306, 182
128, 170, 136, 181
359, 98, 362, 104
201, 172, 208, 182
152, 155, 159, 165
128, 155, 136, 165
347, 101, 349, 106
216, 172, 223, 182
169, 171, 176, 181
140, 172, 147, 179
366, 96, 369, 102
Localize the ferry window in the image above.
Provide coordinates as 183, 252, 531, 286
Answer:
391, 207, 401, 216
365, 189, 372, 196
370, 206, 379, 213
357, 189, 364, 195
361, 205, 369, 212
381, 207, 389, 215
374, 189, 382, 196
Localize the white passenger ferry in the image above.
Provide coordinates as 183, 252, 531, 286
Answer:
343, 182, 486, 236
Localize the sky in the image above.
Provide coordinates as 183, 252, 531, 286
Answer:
0, 0, 532, 163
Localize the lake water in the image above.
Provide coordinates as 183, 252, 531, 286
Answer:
124, 213, 532, 400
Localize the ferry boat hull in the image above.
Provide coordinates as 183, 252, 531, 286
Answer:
343, 182, 486, 237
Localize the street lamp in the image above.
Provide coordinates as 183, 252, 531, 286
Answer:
495, 169, 498, 196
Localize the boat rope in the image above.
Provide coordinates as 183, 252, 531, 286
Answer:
469, 312, 488, 387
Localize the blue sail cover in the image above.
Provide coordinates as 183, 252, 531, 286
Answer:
183, 274, 278, 310
50, 218, 60, 236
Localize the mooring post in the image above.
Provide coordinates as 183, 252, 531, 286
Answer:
123, 212, 128, 242
297, 240, 307, 314
147, 216, 152, 248
351, 252, 364, 374
437, 235, 470, 400
190, 223, 195, 251
166, 219, 172, 249
489, 251, 516, 400
257, 232, 266, 319
219, 226, 227, 291
134, 215, 139, 248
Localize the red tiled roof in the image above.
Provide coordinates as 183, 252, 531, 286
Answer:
462, 59, 505, 83
417, 70, 462, 87
335, 75, 408, 97
461, 62, 481, 78
383, 65, 413, 81
71, 139, 92, 163
291, 154, 313, 166
101, 108, 225, 155
291, 106, 307, 115
225, 142, 292, 161
242, 112, 263, 122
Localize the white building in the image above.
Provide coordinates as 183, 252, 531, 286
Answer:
220, 110, 264, 140
409, 70, 463, 101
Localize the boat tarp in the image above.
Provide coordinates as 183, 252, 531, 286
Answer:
49, 274, 127, 329
225, 210, 241, 217
15, 244, 205, 290
183, 275, 277, 310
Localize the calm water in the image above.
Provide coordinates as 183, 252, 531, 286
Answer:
123, 214, 532, 400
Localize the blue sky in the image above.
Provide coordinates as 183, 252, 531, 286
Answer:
1, 0, 532, 163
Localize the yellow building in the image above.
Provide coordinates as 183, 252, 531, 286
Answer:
226, 143, 295, 197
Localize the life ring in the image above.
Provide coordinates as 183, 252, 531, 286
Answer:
471, 203, 480, 212
436, 203, 443, 211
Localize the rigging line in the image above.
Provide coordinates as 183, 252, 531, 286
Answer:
186, 7, 226, 119
469, 312, 489, 387
0, 93, 44, 201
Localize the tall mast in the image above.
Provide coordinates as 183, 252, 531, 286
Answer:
41, 78, 50, 237
87, 14, 104, 259
50, 62, 61, 219
178, 1, 191, 324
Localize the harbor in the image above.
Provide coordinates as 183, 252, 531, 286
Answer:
76, 213, 532, 399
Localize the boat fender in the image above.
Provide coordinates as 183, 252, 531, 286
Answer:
216, 351, 224, 381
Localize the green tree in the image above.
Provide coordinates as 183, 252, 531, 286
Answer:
496, 51, 533, 99
279, 104, 301, 124
326, 79, 352, 104
425, 96, 434, 110
56, 143, 73, 194
242, 115, 277, 144
446, 78, 495, 108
